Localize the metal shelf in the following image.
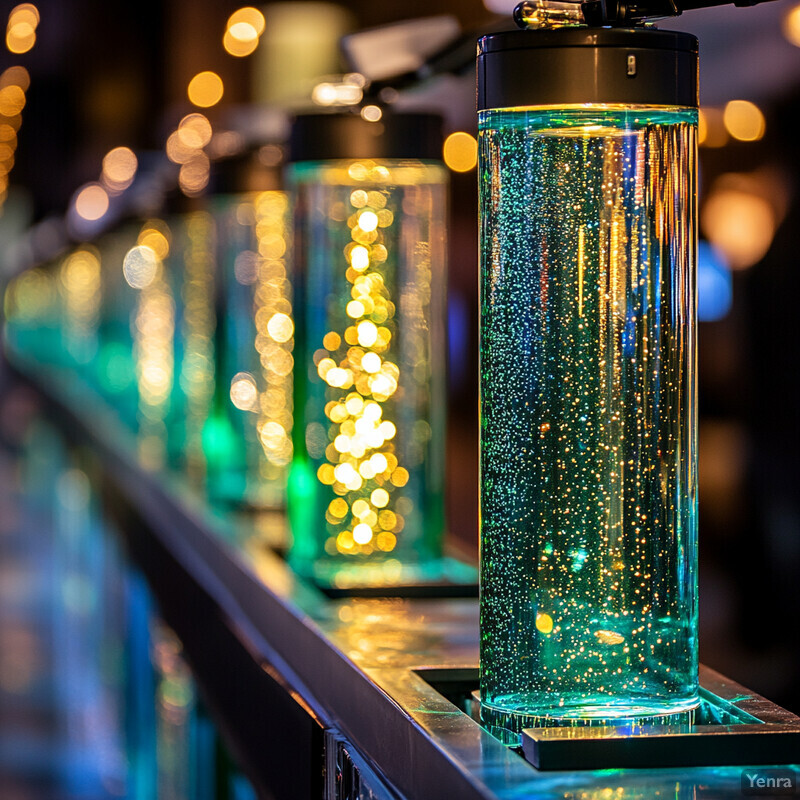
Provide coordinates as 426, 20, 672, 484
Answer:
9, 356, 800, 800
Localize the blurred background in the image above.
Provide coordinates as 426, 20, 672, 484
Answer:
0, 0, 799, 796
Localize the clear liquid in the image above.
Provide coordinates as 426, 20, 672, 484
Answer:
478, 107, 698, 735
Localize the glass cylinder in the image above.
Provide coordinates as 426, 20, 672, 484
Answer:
288, 112, 447, 588
211, 151, 294, 509
478, 28, 699, 737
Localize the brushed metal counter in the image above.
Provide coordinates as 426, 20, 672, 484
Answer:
11, 359, 800, 800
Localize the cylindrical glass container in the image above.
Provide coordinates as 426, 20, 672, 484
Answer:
478, 28, 699, 737
288, 112, 447, 588
210, 149, 294, 509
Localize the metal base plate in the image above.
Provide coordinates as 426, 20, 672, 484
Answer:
424, 666, 800, 771
520, 667, 800, 769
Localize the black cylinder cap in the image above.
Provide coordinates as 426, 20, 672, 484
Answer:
289, 111, 444, 163
478, 27, 698, 110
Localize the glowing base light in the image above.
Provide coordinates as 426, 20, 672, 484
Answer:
479, 107, 698, 738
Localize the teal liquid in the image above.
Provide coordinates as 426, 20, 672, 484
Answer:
479, 107, 698, 735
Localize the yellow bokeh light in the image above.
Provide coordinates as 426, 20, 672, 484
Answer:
371, 488, 389, 508
322, 331, 340, 350
783, 3, 800, 46
702, 186, 775, 270
346, 300, 364, 318
0, 65, 29, 90
138, 225, 170, 260
318, 464, 335, 485
361, 352, 381, 373
350, 190, 367, 208
356, 320, 378, 347
352, 523, 373, 545
376, 531, 396, 551
74, 183, 109, 221
329, 498, 348, 518
227, 7, 265, 35
187, 71, 224, 108
102, 146, 138, 190
723, 100, 765, 142
349, 245, 369, 271
358, 210, 378, 232
229, 21, 258, 42
443, 131, 478, 172
6, 21, 35, 54
315, 168, 409, 559
223, 28, 259, 57
267, 312, 294, 343
536, 613, 554, 634
390, 467, 408, 487
345, 395, 363, 415
0, 84, 25, 116
8, 4, 39, 28
230, 372, 258, 410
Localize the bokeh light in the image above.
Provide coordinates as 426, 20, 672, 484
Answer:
102, 146, 138, 192
230, 372, 258, 411
227, 7, 265, 35
7, 3, 38, 27
6, 21, 34, 53
6, 4, 39, 54
361, 105, 382, 122
723, 100, 766, 142
697, 241, 733, 322
783, 3, 800, 46
224, 6, 265, 55
123, 245, 159, 289
0, 84, 25, 116
138, 222, 171, 260
311, 81, 362, 107
73, 183, 109, 221
177, 113, 212, 148
178, 153, 210, 196
702, 179, 776, 270
223, 10, 263, 58
187, 71, 224, 108
443, 131, 478, 172
0, 65, 29, 91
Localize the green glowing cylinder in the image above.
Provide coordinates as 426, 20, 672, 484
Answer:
287, 112, 448, 589
478, 28, 700, 738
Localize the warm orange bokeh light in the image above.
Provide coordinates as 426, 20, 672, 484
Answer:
74, 184, 110, 221
187, 71, 224, 108
102, 146, 138, 191
443, 131, 478, 172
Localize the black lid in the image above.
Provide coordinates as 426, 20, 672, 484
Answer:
289, 111, 443, 163
478, 27, 698, 110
